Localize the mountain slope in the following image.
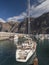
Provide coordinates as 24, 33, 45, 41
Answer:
18, 12, 49, 34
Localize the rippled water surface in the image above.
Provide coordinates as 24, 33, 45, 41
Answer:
0, 39, 49, 65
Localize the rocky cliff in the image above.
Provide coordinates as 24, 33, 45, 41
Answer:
18, 12, 49, 34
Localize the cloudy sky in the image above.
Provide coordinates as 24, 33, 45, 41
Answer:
0, 0, 49, 22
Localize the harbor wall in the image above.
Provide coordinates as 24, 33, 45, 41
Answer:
0, 32, 16, 40
0, 32, 49, 40
0, 32, 26, 40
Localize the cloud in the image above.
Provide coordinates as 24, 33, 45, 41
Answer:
7, 0, 49, 22
37, 0, 46, 3
31, 0, 49, 17
0, 18, 6, 23
7, 12, 27, 22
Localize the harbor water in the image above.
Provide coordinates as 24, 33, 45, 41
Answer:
0, 39, 49, 65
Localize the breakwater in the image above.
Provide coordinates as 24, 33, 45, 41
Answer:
0, 32, 16, 40
0, 32, 29, 40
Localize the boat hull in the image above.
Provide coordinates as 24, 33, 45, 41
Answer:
16, 49, 36, 62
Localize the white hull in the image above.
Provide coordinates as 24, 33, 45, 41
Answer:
16, 49, 36, 62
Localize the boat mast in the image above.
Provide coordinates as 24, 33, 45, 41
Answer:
28, 0, 30, 34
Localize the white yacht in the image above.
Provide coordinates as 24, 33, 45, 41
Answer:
15, 36, 37, 62
16, 49, 36, 62
14, 0, 37, 63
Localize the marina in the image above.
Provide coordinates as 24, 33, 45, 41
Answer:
0, 0, 49, 65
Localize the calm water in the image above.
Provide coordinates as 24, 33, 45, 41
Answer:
0, 39, 49, 65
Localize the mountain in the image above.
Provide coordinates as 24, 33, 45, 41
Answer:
0, 20, 20, 33
18, 12, 49, 34
0, 12, 49, 34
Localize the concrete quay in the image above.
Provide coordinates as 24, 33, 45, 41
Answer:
0, 32, 29, 40
0, 32, 16, 40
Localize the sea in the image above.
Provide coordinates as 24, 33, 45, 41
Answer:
0, 39, 49, 65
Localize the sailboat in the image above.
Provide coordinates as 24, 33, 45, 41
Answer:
16, 37, 37, 62
14, 0, 37, 62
